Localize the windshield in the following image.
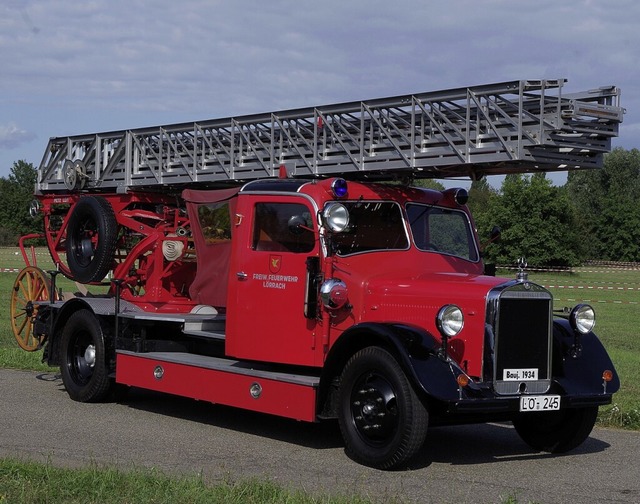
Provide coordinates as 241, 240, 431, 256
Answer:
330, 201, 409, 256
406, 203, 479, 262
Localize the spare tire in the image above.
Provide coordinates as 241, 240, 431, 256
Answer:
66, 196, 118, 283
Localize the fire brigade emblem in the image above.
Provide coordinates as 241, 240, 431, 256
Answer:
269, 255, 282, 273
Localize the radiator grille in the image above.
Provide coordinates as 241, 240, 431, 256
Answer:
492, 286, 553, 395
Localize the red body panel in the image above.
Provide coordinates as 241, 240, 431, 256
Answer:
115, 352, 317, 422
225, 194, 323, 366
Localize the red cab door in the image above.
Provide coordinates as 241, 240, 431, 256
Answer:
226, 195, 321, 366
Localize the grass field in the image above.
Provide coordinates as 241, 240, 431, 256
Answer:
0, 458, 380, 504
1, 247, 638, 428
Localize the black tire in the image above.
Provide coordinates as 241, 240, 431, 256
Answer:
513, 406, 598, 453
66, 196, 117, 283
338, 347, 428, 469
60, 309, 112, 402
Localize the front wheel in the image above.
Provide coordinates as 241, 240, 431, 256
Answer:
60, 309, 112, 402
513, 406, 598, 453
338, 347, 428, 469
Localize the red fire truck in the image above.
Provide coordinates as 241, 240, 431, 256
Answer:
12, 79, 623, 469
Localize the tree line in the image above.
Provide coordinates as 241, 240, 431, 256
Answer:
1, 149, 639, 267
470, 147, 640, 267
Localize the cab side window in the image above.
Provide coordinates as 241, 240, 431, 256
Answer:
197, 201, 232, 244
252, 203, 315, 253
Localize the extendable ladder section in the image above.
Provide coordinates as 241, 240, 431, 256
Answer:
36, 79, 624, 194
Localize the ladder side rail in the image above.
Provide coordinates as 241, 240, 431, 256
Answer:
430, 101, 475, 148
410, 99, 416, 169
229, 122, 237, 181
171, 130, 197, 176
196, 123, 232, 179
272, 115, 315, 175
163, 128, 196, 183
377, 107, 414, 167
316, 111, 363, 171
465, 94, 472, 164
98, 134, 128, 189
468, 92, 516, 161
93, 136, 102, 186
80, 136, 99, 188
131, 132, 162, 185
247, 123, 275, 171
337, 110, 377, 170
125, 131, 134, 189
494, 95, 547, 145
236, 120, 273, 176
362, 104, 412, 169
37, 139, 68, 191
291, 116, 320, 176
414, 101, 467, 164
200, 124, 234, 179
314, 110, 321, 175
482, 92, 542, 160
318, 111, 361, 169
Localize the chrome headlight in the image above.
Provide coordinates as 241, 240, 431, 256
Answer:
570, 304, 595, 334
436, 304, 464, 338
322, 203, 349, 233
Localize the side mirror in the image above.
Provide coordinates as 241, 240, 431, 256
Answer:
288, 215, 308, 235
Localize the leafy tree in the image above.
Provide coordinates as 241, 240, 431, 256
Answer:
467, 177, 497, 231
0, 160, 40, 245
478, 173, 580, 268
412, 178, 445, 191
567, 148, 640, 261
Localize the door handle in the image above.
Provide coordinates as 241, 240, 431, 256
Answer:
236, 272, 248, 280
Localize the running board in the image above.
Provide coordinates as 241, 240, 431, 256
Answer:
118, 311, 226, 333
115, 351, 319, 421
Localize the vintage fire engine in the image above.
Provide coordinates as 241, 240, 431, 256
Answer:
12, 79, 623, 469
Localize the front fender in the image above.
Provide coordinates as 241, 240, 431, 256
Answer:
324, 322, 464, 403
551, 318, 620, 396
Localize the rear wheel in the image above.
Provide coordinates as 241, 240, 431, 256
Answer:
60, 309, 112, 402
338, 347, 428, 469
513, 406, 598, 453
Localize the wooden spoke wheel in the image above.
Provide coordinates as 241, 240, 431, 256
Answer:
11, 266, 53, 351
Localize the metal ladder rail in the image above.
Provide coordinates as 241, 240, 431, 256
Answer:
36, 79, 622, 194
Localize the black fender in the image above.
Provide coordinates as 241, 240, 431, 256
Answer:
318, 322, 463, 417
551, 318, 620, 396
45, 298, 109, 368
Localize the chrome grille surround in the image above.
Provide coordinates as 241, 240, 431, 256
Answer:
486, 280, 553, 395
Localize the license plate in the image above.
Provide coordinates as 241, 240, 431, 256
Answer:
519, 395, 560, 412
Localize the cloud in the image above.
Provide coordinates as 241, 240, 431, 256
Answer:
0, 124, 36, 150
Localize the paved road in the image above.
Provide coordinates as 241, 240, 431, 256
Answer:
1, 368, 638, 504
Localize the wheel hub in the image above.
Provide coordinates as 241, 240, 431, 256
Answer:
351, 376, 398, 442
84, 344, 96, 368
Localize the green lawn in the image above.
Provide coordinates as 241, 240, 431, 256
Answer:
0, 458, 378, 504
522, 266, 640, 428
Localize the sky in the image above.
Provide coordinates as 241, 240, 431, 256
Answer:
1, 0, 638, 187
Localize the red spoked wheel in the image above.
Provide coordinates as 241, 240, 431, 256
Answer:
11, 266, 54, 351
